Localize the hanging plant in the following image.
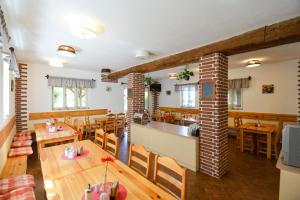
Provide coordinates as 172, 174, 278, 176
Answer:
144, 77, 155, 86
177, 69, 194, 81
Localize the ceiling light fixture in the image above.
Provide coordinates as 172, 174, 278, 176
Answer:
70, 26, 97, 39
136, 50, 150, 60
101, 68, 111, 75
245, 60, 261, 68
168, 73, 177, 79
49, 59, 64, 68
57, 45, 76, 57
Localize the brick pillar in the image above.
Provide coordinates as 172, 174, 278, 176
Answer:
199, 53, 229, 178
127, 73, 145, 141
15, 64, 28, 132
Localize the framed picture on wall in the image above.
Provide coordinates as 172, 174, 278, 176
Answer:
200, 80, 215, 100
127, 88, 133, 98
262, 84, 274, 94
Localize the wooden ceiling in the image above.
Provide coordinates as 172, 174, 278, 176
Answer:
108, 16, 300, 79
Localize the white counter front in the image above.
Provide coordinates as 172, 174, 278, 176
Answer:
131, 122, 199, 171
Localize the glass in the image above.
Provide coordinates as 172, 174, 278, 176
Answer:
66, 87, 75, 108
53, 87, 64, 109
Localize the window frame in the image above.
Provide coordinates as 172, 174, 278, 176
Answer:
52, 86, 89, 111
180, 85, 196, 108
228, 88, 243, 110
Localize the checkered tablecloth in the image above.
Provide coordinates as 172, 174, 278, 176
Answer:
0, 187, 36, 200
0, 175, 35, 195
8, 147, 33, 157
11, 140, 33, 148
15, 131, 32, 137
13, 136, 32, 142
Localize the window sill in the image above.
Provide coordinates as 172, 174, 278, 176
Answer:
52, 107, 90, 111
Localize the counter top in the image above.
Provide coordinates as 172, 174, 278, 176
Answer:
133, 121, 194, 138
276, 152, 300, 174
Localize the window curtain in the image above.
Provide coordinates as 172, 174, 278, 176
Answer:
228, 78, 250, 89
47, 76, 96, 88
9, 48, 20, 78
174, 82, 198, 91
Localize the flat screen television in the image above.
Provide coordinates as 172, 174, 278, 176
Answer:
150, 83, 161, 92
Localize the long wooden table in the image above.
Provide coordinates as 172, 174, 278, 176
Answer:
239, 123, 275, 159
40, 140, 175, 200
35, 122, 78, 158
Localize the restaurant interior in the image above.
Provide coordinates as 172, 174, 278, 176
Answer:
0, 1, 299, 200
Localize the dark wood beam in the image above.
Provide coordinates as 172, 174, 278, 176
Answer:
108, 16, 300, 79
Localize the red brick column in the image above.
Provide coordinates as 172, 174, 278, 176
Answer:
199, 53, 229, 178
127, 73, 145, 141
151, 91, 159, 116
15, 64, 28, 132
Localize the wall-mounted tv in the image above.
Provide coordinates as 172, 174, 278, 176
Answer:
150, 83, 161, 92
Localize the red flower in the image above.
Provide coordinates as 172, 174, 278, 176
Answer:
54, 118, 58, 123
74, 131, 83, 136
101, 156, 114, 163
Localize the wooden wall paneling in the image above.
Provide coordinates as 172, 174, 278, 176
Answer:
0, 116, 16, 147
29, 109, 108, 120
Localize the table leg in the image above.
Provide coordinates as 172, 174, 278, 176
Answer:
240, 129, 244, 152
267, 133, 272, 159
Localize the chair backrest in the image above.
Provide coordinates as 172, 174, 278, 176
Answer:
128, 144, 151, 178
75, 120, 85, 140
154, 156, 187, 200
105, 115, 116, 133
94, 129, 106, 149
116, 114, 125, 128
105, 133, 119, 158
64, 115, 72, 126
234, 118, 243, 129
274, 122, 283, 144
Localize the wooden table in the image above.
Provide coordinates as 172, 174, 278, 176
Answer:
94, 117, 108, 128
239, 123, 275, 159
40, 140, 175, 200
35, 122, 78, 158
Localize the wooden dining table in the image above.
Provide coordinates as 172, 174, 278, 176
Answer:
35, 122, 78, 158
40, 140, 175, 200
239, 123, 276, 159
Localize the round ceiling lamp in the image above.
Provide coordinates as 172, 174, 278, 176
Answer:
70, 26, 97, 39
168, 73, 177, 79
136, 50, 150, 60
245, 60, 261, 68
57, 45, 76, 57
101, 68, 111, 75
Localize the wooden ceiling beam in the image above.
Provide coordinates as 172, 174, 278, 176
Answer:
108, 16, 300, 79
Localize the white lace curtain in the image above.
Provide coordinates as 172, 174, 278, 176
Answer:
47, 76, 96, 88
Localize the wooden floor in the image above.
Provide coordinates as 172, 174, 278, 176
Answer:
27, 134, 279, 200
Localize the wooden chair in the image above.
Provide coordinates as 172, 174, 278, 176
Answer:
105, 115, 116, 134
75, 120, 85, 140
105, 133, 119, 158
234, 118, 255, 154
128, 144, 151, 178
64, 115, 72, 127
84, 115, 97, 139
257, 123, 282, 158
154, 155, 187, 200
94, 129, 106, 149
115, 113, 126, 136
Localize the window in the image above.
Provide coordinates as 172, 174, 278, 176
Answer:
123, 88, 127, 113
52, 87, 88, 110
228, 88, 242, 109
145, 89, 149, 110
180, 85, 196, 108
3, 59, 9, 119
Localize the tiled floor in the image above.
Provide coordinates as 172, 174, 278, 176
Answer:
27, 134, 279, 200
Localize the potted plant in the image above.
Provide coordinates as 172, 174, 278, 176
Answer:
177, 69, 194, 81
144, 77, 155, 86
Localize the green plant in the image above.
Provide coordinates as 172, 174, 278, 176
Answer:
144, 77, 155, 86
177, 69, 194, 81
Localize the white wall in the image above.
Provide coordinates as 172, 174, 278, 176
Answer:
229, 59, 297, 115
27, 63, 126, 114
158, 59, 298, 115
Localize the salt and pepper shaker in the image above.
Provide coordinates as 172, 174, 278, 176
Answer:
100, 192, 109, 200
110, 181, 119, 200
95, 183, 101, 193
84, 184, 93, 200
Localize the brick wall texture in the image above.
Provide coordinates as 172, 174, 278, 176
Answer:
151, 91, 159, 116
199, 53, 229, 178
127, 73, 145, 141
15, 64, 28, 132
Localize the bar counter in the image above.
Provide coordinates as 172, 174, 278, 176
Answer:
131, 121, 199, 171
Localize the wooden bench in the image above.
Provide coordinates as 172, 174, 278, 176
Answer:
0, 155, 27, 179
